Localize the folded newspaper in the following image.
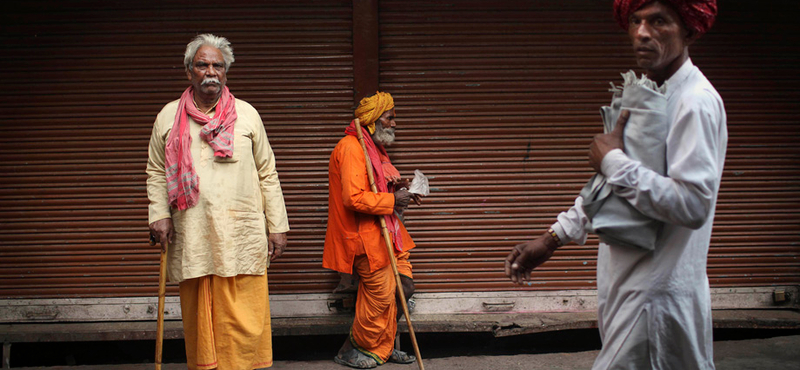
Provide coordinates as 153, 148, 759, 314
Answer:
407, 169, 430, 196
579, 70, 668, 250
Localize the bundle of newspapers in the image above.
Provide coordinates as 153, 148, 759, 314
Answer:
579, 71, 668, 250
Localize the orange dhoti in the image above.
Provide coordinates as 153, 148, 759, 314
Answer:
349, 250, 412, 364
179, 274, 273, 370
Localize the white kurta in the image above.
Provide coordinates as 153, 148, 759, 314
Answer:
552, 59, 727, 370
146, 98, 290, 283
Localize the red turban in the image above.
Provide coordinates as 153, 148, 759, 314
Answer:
613, 0, 717, 36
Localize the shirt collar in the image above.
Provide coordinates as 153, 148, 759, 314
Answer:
192, 96, 220, 116
665, 57, 694, 98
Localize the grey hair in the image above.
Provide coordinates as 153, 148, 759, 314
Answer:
183, 33, 235, 72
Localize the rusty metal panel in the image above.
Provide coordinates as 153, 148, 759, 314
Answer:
0, 0, 798, 300
378, 0, 800, 292
0, 0, 354, 298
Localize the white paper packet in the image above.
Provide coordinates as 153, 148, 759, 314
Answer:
407, 169, 429, 196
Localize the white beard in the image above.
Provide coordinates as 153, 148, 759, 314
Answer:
371, 123, 396, 147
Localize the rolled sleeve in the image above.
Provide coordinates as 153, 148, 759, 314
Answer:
600, 149, 629, 178
552, 196, 591, 245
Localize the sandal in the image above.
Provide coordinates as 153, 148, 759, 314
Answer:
388, 349, 416, 364
334, 349, 378, 369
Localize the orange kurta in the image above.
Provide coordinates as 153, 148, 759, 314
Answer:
323, 134, 416, 362
323, 135, 415, 274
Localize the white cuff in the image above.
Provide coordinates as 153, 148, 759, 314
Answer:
550, 222, 570, 245
600, 149, 628, 177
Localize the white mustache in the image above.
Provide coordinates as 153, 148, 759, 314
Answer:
201, 77, 221, 85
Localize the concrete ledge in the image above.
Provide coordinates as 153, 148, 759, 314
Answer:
396, 312, 598, 337
0, 321, 185, 343
712, 309, 800, 330
2, 309, 799, 344
4, 287, 796, 324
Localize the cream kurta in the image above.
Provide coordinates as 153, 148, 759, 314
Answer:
146, 98, 289, 283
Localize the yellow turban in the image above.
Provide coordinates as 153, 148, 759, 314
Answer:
355, 92, 394, 134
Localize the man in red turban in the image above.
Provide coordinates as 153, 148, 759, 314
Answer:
614, 0, 717, 37
508, 1, 727, 369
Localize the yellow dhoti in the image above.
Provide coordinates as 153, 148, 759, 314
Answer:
179, 274, 273, 370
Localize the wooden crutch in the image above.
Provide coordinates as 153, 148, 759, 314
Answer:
354, 118, 425, 370
151, 235, 168, 370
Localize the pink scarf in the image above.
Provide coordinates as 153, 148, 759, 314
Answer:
345, 120, 405, 252
165, 86, 238, 211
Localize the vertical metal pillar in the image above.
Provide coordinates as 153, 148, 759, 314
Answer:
352, 0, 380, 105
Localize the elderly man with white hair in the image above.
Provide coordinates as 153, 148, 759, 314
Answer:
146, 33, 289, 370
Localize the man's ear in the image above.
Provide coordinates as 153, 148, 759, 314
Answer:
684, 28, 701, 47
186, 69, 192, 81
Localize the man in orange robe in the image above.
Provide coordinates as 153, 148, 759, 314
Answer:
323, 92, 421, 368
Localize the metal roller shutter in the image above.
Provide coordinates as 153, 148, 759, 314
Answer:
378, 0, 800, 292
0, 0, 354, 297
0, 0, 797, 303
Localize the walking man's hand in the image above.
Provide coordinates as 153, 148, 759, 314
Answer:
589, 110, 630, 173
505, 232, 560, 285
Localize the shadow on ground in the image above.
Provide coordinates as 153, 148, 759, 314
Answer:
9, 328, 799, 368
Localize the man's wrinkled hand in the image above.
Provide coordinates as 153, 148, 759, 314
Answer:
394, 178, 411, 190
589, 110, 630, 173
394, 189, 413, 209
268, 232, 287, 262
394, 178, 423, 206
504, 232, 559, 285
149, 218, 174, 253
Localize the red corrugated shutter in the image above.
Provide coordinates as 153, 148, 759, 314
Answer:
0, 0, 355, 297
1, 0, 798, 300
378, 0, 800, 292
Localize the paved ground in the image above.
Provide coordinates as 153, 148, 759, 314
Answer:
9, 334, 800, 370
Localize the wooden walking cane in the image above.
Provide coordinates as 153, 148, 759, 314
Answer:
151, 235, 168, 370
354, 118, 425, 370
